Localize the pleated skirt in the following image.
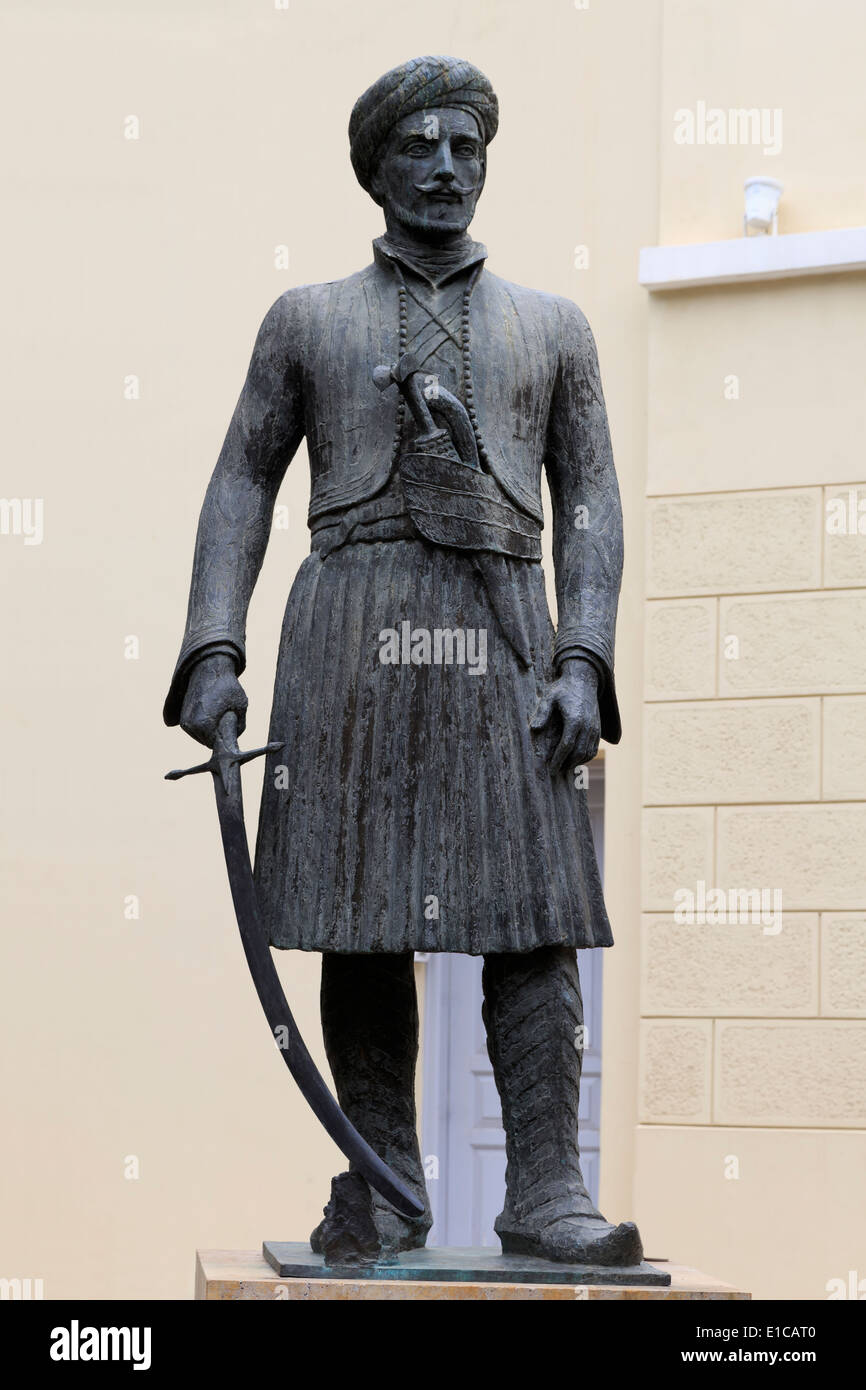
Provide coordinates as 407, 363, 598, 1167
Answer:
253, 538, 613, 955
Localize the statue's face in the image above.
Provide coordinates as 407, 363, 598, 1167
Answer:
370, 107, 485, 237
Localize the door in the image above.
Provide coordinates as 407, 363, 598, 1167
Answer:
420, 763, 605, 1247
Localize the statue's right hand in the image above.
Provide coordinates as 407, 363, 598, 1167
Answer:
179, 653, 248, 747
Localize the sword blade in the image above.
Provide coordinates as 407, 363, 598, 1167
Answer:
212, 746, 424, 1220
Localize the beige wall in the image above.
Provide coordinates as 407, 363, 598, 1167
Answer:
636, 0, 866, 1301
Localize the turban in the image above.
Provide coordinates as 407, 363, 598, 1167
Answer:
349, 55, 499, 197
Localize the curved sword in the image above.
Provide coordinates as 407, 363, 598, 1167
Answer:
166, 710, 424, 1219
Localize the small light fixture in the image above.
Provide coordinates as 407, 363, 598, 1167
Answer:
744, 177, 783, 236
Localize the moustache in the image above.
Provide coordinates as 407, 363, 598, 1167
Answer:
414, 180, 476, 197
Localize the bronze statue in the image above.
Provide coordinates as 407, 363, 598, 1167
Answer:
166, 55, 647, 1274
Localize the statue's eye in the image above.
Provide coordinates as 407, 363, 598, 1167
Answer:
406, 142, 433, 157
453, 143, 478, 159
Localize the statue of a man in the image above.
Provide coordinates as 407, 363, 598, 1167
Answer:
165, 55, 641, 1267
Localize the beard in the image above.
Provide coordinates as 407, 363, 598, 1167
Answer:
384, 192, 479, 241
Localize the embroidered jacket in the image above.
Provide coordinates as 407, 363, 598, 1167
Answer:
164, 242, 624, 742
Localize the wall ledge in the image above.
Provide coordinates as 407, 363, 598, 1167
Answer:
639, 226, 866, 291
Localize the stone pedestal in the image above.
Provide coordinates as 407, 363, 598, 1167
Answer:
195, 1249, 751, 1301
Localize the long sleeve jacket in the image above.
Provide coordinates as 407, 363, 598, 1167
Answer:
164, 246, 624, 742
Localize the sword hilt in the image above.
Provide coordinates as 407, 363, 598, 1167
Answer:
373, 351, 444, 443
372, 352, 480, 469
166, 712, 283, 795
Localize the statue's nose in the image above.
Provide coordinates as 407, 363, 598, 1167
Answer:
431, 140, 455, 180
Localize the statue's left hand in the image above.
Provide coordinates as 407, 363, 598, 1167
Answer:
530, 658, 600, 776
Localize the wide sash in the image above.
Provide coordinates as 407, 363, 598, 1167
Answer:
398, 451, 542, 561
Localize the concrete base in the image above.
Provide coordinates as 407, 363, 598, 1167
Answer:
195, 1249, 751, 1301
